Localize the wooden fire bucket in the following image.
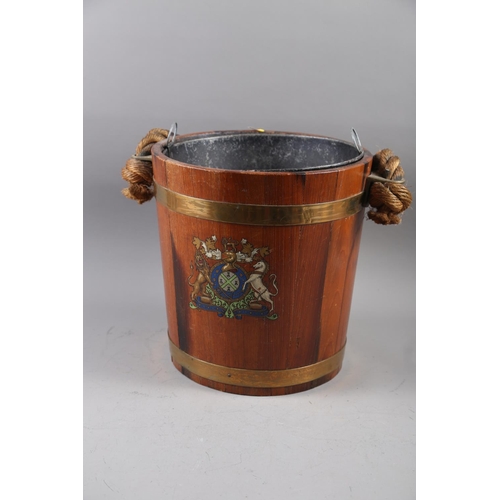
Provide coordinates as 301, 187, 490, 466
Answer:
122, 125, 412, 395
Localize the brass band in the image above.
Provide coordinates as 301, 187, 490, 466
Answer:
168, 338, 346, 388
154, 181, 362, 226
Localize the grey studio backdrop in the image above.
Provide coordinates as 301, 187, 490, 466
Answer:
84, 1, 415, 499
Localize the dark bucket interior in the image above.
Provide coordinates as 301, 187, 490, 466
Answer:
164, 132, 363, 172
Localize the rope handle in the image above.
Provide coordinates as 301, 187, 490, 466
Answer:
363, 149, 413, 225
121, 128, 167, 204
121, 130, 413, 224
121, 125, 177, 204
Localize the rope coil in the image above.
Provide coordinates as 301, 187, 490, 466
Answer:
121, 128, 170, 204
366, 149, 412, 225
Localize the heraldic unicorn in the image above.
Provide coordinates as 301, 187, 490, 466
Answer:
188, 235, 279, 320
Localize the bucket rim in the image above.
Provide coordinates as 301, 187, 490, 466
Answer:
152, 129, 372, 175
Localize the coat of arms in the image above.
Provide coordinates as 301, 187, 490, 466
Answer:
188, 235, 278, 320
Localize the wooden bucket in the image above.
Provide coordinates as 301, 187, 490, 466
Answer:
124, 127, 410, 395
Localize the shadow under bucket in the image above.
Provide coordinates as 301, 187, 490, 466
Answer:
122, 127, 411, 395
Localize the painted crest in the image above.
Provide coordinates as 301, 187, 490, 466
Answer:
188, 235, 278, 320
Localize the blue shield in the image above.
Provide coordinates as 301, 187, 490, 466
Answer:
210, 264, 247, 301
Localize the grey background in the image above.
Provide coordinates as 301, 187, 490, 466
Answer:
84, 1, 415, 498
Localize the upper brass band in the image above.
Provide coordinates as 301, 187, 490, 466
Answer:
168, 338, 346, 388
154, 181, 363, 226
